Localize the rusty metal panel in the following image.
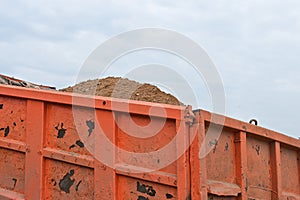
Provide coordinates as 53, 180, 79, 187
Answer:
246, 136, 272, 199
45, 104, 95, 156
116, 112, 178, 174
0, 85, 191, 199
44, 159, 94, 199
116, 175, 177, 199
205, 128, 236, 184
192, 109, 300, 200
280, 146, 300, 199
0, 96, 26, 142
0, 148, 25, 193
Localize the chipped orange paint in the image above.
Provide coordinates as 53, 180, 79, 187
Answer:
0, 84, 299, 200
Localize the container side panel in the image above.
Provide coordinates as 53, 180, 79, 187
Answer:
45, 104, 96, 156
0, 96, 26, 142
246, 136, 272, 199
117, 175, 177, 200
0, 148, 25, 193
280, 146, 300, 196
205, 128, 236, 184
44, 159, 94, 200
116, 113, 177, 174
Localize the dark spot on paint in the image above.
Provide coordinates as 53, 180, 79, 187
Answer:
4, 126, 10, 137
102, 101, 106, 106
20, 119, 24, 122
59, 169, 75, 193
137, 196, 149, 200
253, 145, 260, 155
13, 122, 16, 126
242, 125, 247, 131
51, 178, 57, 186
86, 120, 94, 136
209, 139, 218, 153
11, 110, 13, 114
224, 142, 229, 151
75, 180, 82, 191
157, 159, 160, 164
69, 144, 76, 149
137, 182, 146, 193
166, 193, 174, 199
12, 178, 17, 189
137, 181, 156, 197
0, 128, 4, 131
0, 104, 3, 109
55, 123, 66, 138
75, 140, 84, 148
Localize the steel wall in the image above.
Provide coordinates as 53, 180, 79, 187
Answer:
0, 84, 299, 200
190, 110, 300, 200
0, 85, 191, 200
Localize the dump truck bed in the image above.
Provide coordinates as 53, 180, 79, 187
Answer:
0, 84, 299, 200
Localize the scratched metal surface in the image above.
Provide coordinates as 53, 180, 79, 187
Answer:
117, 175, 177, 200
45, 104, 95, 156
44, 159, 94, 199
0, 148, 25, 193
0, 96, 26, 142
205, 127, 236, 184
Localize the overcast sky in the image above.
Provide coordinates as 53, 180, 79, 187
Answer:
0, 1, 300, 138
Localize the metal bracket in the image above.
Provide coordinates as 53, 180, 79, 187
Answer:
184, 105, 195, 126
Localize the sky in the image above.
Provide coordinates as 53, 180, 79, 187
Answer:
0, 1, 300, 138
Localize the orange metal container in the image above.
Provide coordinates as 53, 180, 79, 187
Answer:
0, 84, 299, 200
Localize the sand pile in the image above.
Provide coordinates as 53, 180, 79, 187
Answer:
61, 77, 182, 106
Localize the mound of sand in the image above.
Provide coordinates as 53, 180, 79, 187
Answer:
61, 77, 182, 106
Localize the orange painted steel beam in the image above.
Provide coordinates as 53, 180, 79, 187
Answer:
298, 151, 300, 197
43, 147, 94, 168
198, 113, 208, 200
24, 100, 44, 200
94, 109, 117, 200
270, 141, 282, 199
0, 187, 25, 200
175, 119, 191, 200
235, 131, 248, 200
0, 137, 27, 153
0, 84, 184, 120
189, 111, 201, 199
115, 164, 177, 187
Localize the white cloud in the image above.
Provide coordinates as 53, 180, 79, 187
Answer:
0, 0, 300, 137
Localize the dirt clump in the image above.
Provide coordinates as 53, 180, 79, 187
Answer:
0, 74, 56, 90
61, 77, 182, 106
